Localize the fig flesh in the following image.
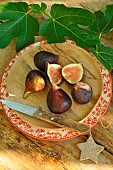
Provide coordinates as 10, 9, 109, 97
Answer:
71, 82, 92, 104
62, 63, 83, 84
34, 51, 59, 71
47, 85, 72, 114
47, 63, 62, 85
23, 70, 46, 99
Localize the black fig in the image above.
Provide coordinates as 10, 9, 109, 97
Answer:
34, 51, 59, 71
47, 85, 72, 114
62, 63, 83, 84
71, 82, 92, 104
47, 63, 62, 85
23, 70, 46, 99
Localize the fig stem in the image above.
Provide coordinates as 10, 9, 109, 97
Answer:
23, 91, 31, 99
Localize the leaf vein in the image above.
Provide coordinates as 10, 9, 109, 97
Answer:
55, 20, 88, 43
0, 15, 25, 39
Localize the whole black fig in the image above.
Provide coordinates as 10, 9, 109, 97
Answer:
23, 70, 46, 99
71, 82, 93, 104
47, 85, 72, 114
34, 51, 59, 71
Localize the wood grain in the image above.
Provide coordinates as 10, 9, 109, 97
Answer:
0, 0, 113, 169
6, 42, 102, 130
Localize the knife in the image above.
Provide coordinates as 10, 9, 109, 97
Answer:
0, 99, 90, 134
0, 99, 37, 115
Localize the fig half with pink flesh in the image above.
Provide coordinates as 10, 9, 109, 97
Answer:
62, 63, 83, 84
34, 51, 59, 71
47, 85, 72, 114
47, 63, 62, 85
71, 82, 93, 104
23, 70, 46, 99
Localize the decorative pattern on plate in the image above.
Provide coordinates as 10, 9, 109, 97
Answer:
0, 40, 112, 141
80, 59, 112, 128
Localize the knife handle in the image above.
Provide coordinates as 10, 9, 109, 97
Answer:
34, 114, 91, 135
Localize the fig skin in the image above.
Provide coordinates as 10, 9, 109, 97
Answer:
34, 51, 59, 71
47, 63, 62, 85
23, 70, 46, 99
62, 63, 83, 84
71, 82, 93, 104
47, 85, 72, 114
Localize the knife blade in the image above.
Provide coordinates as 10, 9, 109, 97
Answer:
0, 99, 37, 116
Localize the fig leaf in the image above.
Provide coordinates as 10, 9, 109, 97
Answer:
0, 2, 39, 51
31, 3, 47, 14
39, 4, 99, 48
89, 5, 113, 36
90, 44, 113, 71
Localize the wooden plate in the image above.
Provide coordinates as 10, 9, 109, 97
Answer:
0, 40, 112, 140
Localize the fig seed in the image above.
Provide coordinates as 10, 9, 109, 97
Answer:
47, 63, 62, 85
62, 63, 83, 84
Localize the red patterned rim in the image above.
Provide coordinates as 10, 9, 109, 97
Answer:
0, 40, 112, 141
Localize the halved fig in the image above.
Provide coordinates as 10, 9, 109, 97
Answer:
47, 63, 62, 85
34, 51, 59, 71
47, 85, 72, 114
71, 82, 93, 104
62, 63, 83, 84
23, 70, 46, 99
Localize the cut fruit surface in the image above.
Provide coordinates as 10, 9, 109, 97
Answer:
34, 51, 59, 71
47, 63, 62, 85
62, 63, 83, 84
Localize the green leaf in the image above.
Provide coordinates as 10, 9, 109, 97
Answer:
90, 44, 113, 71
41, 3, 47, 11
89, 5, 113, 35
0, 2, 39, 51
39, 4, 99, 48
31, 2, 47, 14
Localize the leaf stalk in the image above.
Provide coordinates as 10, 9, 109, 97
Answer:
43, 11, 52, 19
99, 33, 102, 39
26, 9, 32, 15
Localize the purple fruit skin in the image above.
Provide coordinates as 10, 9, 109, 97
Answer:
71, 85, 92, 104
34, 51, 59, 71
47, 86, 72, 114
26, 70, 46, 81
25, 70, 46, 91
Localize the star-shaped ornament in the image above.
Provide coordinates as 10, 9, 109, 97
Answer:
77, 135, 104, 163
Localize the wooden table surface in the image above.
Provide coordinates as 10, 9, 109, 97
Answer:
0, 0, 113, 169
